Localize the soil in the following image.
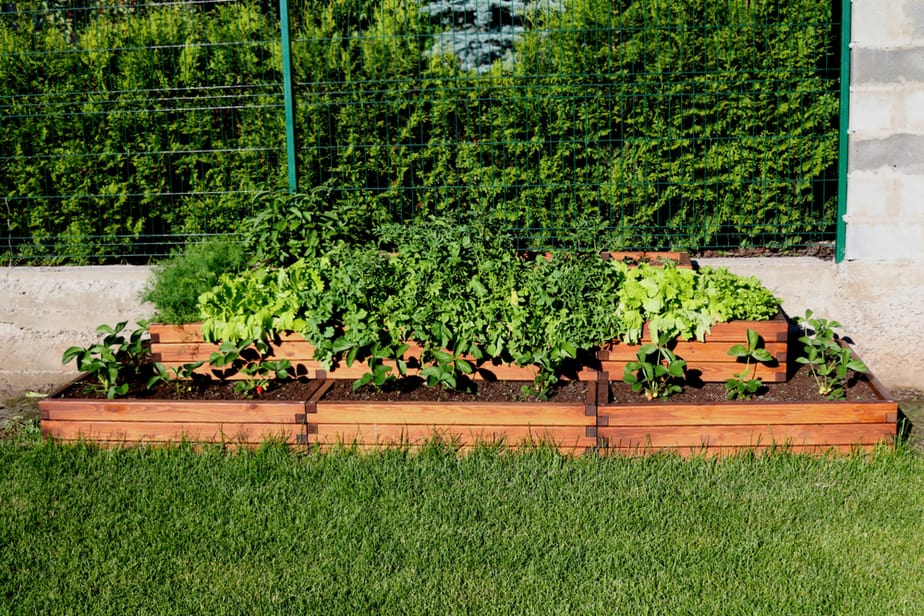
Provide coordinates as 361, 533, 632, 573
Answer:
55, 362, 881, 404
693, 243, 836, 261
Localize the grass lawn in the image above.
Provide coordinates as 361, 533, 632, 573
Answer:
1, 433, 923, 615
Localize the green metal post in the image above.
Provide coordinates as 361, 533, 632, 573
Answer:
835, 0, 852, 262
279, 0, 298, 194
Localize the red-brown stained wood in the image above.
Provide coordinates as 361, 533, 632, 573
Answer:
310, 423, 597, 449
38, 399, 304, 423
598, 340, 787, 362
41, 420, 305, 444
312, 402, 593, 426
598, 401, 896, 427
599, 361, 787, 383
597, 423, 895, 449
151, 314, 788, 384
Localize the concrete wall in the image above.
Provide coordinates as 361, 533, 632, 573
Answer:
846, 0, 924, 260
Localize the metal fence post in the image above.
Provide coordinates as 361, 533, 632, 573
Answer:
279, 0, 298, 194
836, 0, 852, 263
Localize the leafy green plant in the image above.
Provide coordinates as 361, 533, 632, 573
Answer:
206, 338, 293, 397
61, 321, 149, 399
725, 328, 775, 400
143, 239, 247, 325
623, 335, 687, 400
795, 310, 868, 400
235, 359, 293, 398
420, 350, 475, 392
146, 361, 206, 397
241, 184, 371, 267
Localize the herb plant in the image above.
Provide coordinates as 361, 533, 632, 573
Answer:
795, 310, 868, 400
725, 328, 775, 400
623, 335, 687, 400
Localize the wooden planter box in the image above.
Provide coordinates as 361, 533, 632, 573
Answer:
597, 379, 897, 456
149, 312, 788, 384
39, 380, 325, 447
38, 362, 897, 456
302, 375, 607, 454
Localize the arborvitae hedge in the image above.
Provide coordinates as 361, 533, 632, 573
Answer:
1, 0, 838, 261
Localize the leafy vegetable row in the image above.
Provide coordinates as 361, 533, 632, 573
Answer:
194, 218, 780, 393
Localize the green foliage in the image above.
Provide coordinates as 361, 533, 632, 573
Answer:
143, 239, 247, 324
241, 184, 377, 267
61, 321, 149, 398
197, 218, 781, 394
725, 328, 775, 400
622, 335, 687, 400
795, 310, 868, 400
146, 360, 206, 397
2, 0, 839, 261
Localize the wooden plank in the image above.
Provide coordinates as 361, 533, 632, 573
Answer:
38, 399, 306, 422
313, 402, 593, 426
597, 423, 896, 448
601, 317, 788, 349
309, 423, 597, 448
598, 401, 897, 426
598, 341, 787, 362
41, 420, 305, 444
600, 361, 787, 383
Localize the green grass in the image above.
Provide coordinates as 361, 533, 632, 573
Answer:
1, 438, 923, 615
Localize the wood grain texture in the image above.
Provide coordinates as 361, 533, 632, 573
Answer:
312, 402, 593, 426
41, 420, 305, 444
309, 423, 597, 448
38, 399, 304, 422
600, 361, 787, 383
597, 423, 896, 448
598, 401, 896, 426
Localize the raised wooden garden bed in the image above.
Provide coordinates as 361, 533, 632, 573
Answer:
39, 363, 897, 455
40, 380, 322, 447
149, 312, 789, 384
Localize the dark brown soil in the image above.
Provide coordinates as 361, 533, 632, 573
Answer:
693, 243, 835, 261
56, 362, 883, 404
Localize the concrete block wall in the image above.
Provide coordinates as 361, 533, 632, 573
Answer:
846, 0, 924, 260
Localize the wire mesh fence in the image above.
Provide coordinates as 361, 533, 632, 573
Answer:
1, 0, 843, 263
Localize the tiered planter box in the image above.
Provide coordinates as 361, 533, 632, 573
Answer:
149, 313, 789, 384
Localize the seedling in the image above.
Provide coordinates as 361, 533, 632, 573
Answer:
623, 335, 686, 400
234, 358, 293, 398
725, 328, 774, 400
794, 310, 868, 400
146, 360, 206, 397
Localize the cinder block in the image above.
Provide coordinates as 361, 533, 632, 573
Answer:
904, 89, 924, 132
850, 89, 895, 133
847, 172, 897, 217
896, 174, 924, 218
852, 0, 912, 46
849, 133, 924, 173
852, 48, 924, 85
845, 221, 924, 260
